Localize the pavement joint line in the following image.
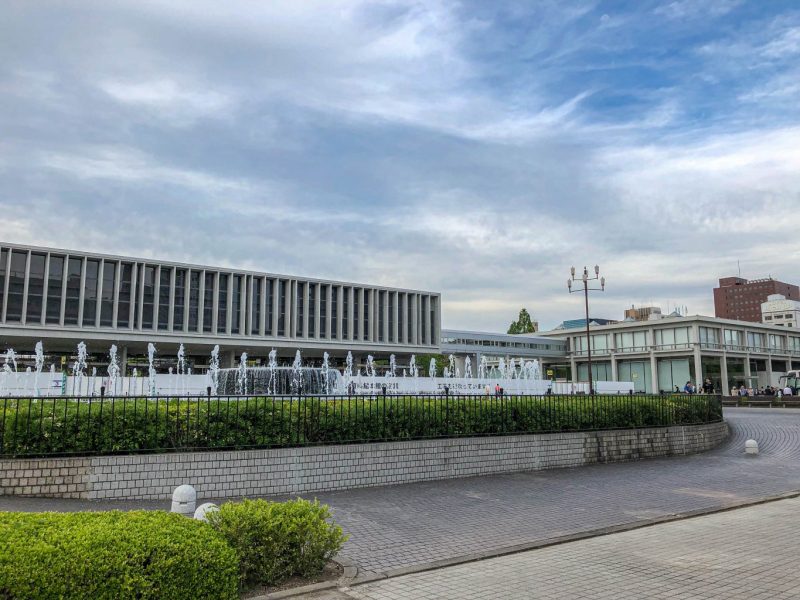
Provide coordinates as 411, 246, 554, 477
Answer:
265, 488, 800, 599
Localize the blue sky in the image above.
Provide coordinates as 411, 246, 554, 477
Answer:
2, 1, 799, 330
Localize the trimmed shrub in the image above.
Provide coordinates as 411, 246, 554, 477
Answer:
0, 394, 722, 456
0, 510, 238, 600
207, 498, 347, 588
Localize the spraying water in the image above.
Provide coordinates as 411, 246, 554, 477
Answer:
177, 343, 186, 396
448, 355, 456, 379
108, 344, 120, 395
73, 343, 87, 396
267, 349, 278, 395
147, 343, 157, 397
464, 356, 473, 379
321, 352, 331, 394
209, 345, 220, 395
236, 352, 248, 395
291, 350, 303, 393
409, 355, 418, 378
34, 341, 44, 397
366, 355, 376, 378
388, 354, 396, 378
429, 358, 436, 378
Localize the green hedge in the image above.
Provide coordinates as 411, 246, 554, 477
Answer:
0, 394, 722, 456
208, 498, 347, 587
0, 511, 239, 600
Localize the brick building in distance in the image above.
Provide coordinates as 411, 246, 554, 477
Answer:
713, 276, 800, 323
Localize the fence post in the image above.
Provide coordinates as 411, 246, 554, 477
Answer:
207, 386, 211, 400
100, 386, 105, 398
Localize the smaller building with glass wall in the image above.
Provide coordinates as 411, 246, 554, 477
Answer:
539, 315, 800, 393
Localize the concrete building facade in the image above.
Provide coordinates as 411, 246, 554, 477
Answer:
761, 294, 800, 328
539, 315, 800, 394
0, 242, 440, 371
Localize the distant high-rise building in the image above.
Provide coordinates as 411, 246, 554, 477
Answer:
714, 276, 800, 323
623, 305, 662, 322
761, 294, 800, 328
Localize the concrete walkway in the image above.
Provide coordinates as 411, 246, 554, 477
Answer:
2, 408, 799, 581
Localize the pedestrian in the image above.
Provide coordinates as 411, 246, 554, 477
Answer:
783, 384, 793, 397
683, 381, 693, 394
703, 378, 714, 394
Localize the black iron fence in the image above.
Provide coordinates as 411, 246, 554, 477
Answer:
0, 393, 723, 458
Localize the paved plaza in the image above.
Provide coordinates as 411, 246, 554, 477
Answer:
2, 407, 800, 590
333, 496, 800, 599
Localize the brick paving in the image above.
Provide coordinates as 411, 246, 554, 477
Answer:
342, 497, 800, 599
2, 408, 799, 580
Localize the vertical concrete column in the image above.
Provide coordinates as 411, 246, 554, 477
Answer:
367, 289, 375, 342
392, 291, 399, 343
720, 353, 730, 394
337, 286, 344, 341
1, 249, 11, 321
433, 296, 441, 346
610, 354, 618, 382
239, 276, 247, 335
289, 280, 297, 338
382, 291, 389, 343
245, 275, 253, 336
410, 294, 418, 345
766, 355, 774, 387
693, 346, 703, 389
271, 279, 279, 336
302, 282, 309, 338
744, 354, 752, 383
183, 269, 190, 332
356, 288, 364, 341
120, 346, 128, 377
422, 296, 430, 345
59, 253, 70, 326
346, 287, 354, 341
41, 253, 50, 326
650, 352, 659, 394
313, 283, 321, 339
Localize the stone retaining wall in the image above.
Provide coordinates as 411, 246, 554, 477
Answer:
0, 421, 728, 500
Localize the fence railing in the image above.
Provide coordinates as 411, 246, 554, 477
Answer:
0, 393, 723, 458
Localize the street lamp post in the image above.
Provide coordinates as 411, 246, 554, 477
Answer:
568, 266, 605, 395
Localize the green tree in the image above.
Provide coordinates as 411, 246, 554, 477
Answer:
507, 308, 537, 334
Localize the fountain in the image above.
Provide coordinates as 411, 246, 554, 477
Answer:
366, 355, 376, 378
236, 353, 248, 395
72, 342, 87, 396
464, 356, 473, 379
409, 355, 418, 378
177, 343, 187, 396
146, 343, 157, 397
388, 354, 396, 378
291, 350, 303, 393
34, 341, 44, 397
108, 344, 120, 395
429, 358, 436, 378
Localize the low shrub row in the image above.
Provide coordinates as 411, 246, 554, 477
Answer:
0, 394, 722, 456
0, 498, 347, 599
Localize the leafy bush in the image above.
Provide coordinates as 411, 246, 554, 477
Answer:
0, 510, 238, 600
207, 498, 347, 588
0, 394, 722, 456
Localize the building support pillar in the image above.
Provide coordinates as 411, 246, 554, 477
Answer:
720, 352, 730, 395
693, 345, 703, 390
650, 352, 659, 394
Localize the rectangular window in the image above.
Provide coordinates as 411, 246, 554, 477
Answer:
46, 255, 65, 324
363, 290, 370, 341
251, 277, 262, 335
266, 278, 274, 335
296, 282, 305, 337
699, 327, 720, 346
398, 293, 405, 343
141, 266, 156, 329
378, 290, 385, 342
342, 288, 349, 338
320, 284, 328, 339
747, 332, 765, 349
331, 286, 339, 340
158, 268, 171, 330
353, 289, 360, 339
26, 253, 46, 323
724, 329, 742, 347
388, 292, 395, 342
769, 334, 785, 350
430, 296, 438, 344
100, 261, 116, 326
64, 258, 83, 325
5, 250, 27, 322
408, 294, 414, 342
188, 271, 200, 331
217, 273, 229, 334
231, 275, 242, 334
203, 273, 214, 333
82, 259, 100, 326
309, 284, 317, 337
278, 280, 286, 336
172, 269, 186, 331
117, 263, 133, 328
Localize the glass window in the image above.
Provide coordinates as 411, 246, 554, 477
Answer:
332, 285, 339, 340
26, 253, 46, 323
203, 273, 214, 333
251, 277, 261, 335
82, 259, 100, 326
396, 292, 403, 342
353, 289, 359, 339
577, 362, 612, 383
657, 358, 693, 393
100, 261, 116, 327
378, 290, 385, 342
46, 255, 65, 324
266, 279, 274, 335
320, 284, 328, 339
117, 263, 133, 328
343, 288, 350, 339
64, 258, 83, 325
408, 294, 413, 342
296, 282, 305, 337
699, 327, 720, 345
5, 250, 27, 322
430, 297, 438, 344
618, 360, 651, 393
141, 266, 156, 329
724, 329, 742, 346
769, 334, 785, 350
173, 269, 186, 331
363, 290, 370, 341
231, 274, 242, 334
188, 271, 200, 331
278, 279, 286, 336
789, 337, 800, 351
747, 331, 765, 349
0, 248, 6, 318
217, 273, 229, 333
308, 283, 316, 337
158, 268, 171, 330
387, 292, 394, 343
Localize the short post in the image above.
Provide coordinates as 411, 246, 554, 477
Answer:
100, 386, 105, 398
206, 386, 211, 399
171, 485, 197, 517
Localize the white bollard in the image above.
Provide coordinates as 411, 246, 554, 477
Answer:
745, 439, 759, 456
171, 484, 197, 516
193, 502, 219, 522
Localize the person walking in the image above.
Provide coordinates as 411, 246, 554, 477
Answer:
702, 378, 714, 394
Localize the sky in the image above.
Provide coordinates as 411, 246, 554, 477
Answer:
2, 0, 799, 332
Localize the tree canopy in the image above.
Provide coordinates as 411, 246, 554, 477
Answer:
507, 308, 537, 334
